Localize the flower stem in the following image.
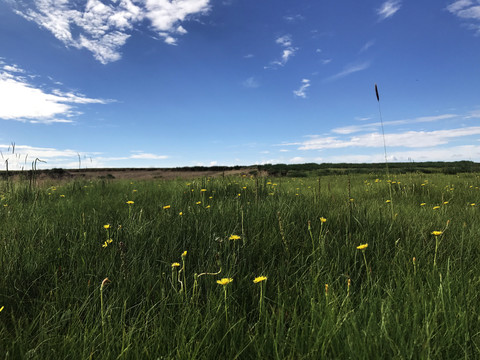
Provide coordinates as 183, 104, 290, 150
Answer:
223, 286, 228, 323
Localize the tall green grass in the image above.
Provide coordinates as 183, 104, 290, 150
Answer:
0, 173, 479, 359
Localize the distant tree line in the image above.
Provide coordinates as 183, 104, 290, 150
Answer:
257, 161, 480, 177
1, 161, 478, 179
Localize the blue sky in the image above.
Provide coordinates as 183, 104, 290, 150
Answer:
1, 0, 480, 169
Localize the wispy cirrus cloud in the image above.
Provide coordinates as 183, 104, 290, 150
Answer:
359, 40, 375, 53
10, 0, 211, 64
266, 34, 297, 68
377, 0, 402, 21
242, 77, 260, 88
283, 14, 304, 23
447, 0, 478, 17
0, 61, 109, 123
324, 62, 370, 82
332, 114, 458, 134
293, 79, 310, 98
447, 0, 480, 35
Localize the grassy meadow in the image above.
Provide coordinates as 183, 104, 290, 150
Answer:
0, 172, 479, 359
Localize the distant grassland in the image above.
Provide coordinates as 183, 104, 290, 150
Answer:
1, 160, 479, 182
0, 173, 479, 359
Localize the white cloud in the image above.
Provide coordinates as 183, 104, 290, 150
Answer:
447, 0, 474, 14
0, 145, 169, 169
0, 144, 94, 170
130, 153, 169, 160
242, 77, 260, 88
289, 156, 306, 163
286, 126, 480, 150
465, 109, 480, 118
3, 64, 25, 73
324, 145, 480, 163
325, 62, 370, 82
447, 1, 480, 35
276, 35, 292, 47
359, 40, 375, 53
377, 0, 402, 20
267, 34, 297, 68
145, 0, 210, 32
454, 6, 480, 20
0, 63, 109, 123
331, 114, 458, 134
283, 14, 304, 23
293, 79, 310, 98
10, 0, 211, 64
281, 49, 294, 63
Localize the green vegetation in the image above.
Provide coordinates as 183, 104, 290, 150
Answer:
258, 160, 480, 177
0, 173, 479, 359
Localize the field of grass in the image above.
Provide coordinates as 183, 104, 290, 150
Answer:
0, 173, 479, 359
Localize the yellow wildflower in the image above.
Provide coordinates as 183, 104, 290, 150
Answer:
163, 205, 171, 209
217, 278, 233, 285
385, 200, 391, 203
357, 243, 368, 250
420, 203, 426, 206
200, 189, 207, 192
182, 251, 187, 258
179, 212, 183, 216
229, 235, 241, 241
196, 201, 201, 205
0, 306, 4, 313
103, 224, 111, 229
253, 276, 267, 283
126, 200, 134, 205
171, 262, 180, 268
431, 231, 443, 236
433, 206, 440, 210
320, 217, 327, 223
